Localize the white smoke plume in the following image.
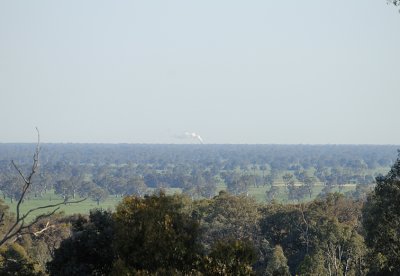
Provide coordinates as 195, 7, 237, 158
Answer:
184, 132, 204, 144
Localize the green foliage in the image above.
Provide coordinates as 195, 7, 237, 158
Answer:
112, 192, 203, 274
265, 186, 280, 202
0, 243, 43, 276
304, 195, 366, 275
17, 213, 73, 272
47, 210, 115, 276
363, 152, 400, 274
203, 239, 257, 276
260, 203, 309, 272
44, 193, 263, 275
197, 191, 261, 247
265, 245, 290, 276
261, 193, 366, 274
309, 218, 366, 275
0, 199, 14, 237
296, 252, 326, 276
88, 186, 109, 205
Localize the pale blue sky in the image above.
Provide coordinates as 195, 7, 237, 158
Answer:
0, 1, 399, 144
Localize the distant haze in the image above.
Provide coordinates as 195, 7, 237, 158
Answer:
0, 1, 399, 144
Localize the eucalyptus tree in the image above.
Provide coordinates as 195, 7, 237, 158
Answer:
265, 245, 290, 276
47, 210, 115, 276
112, 193, 203, 274
126, 176, 147, 197
363, 151, 400, 274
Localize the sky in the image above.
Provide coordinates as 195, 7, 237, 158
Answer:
0, 1, 399, 144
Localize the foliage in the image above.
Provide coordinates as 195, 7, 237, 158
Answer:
363, 151, 400, 274
261, 193, 366, 274
0, 243, 43, 275
265, 245, 290, 276
203, 239, 257, 276
112, 192, 203, 274
17, 213, 73, 272
197, 191, 261, 247
47, 210, 115, 276
0, 199, 14, 238
260, 203, 308, 272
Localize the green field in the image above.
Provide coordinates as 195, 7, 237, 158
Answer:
5, 193, 121, 222
2, 183, 358, 222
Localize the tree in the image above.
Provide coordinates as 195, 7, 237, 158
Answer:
306, 219, 366, 276
0, 243, 43, 276
303, 175, 316, 199
53, 177, 81, 200
112, 192, 203, 274
47, 210, 115, 276
282, 173, 299, 202
318, 183, 333, 198
266, 186, 280, 202
260, 204, 308, 272
53, 180, 73, 201
260, 165, 268, 180
0, 176, 23, 203
298, 194, 367, 275
126, 176, 147, 197
265, 245, 290, 276
296, 251, 327, 276
264, 173, 275, 188
74, 180, 108, 205
88, 186, 109, 205
198, 191, 261, 248
203, 239, 257, 276
25, 214, 73, 271
224, 172, 252, 195
196, 191, 270, 273
261, 193, 365, 274
363, 151, 400, 274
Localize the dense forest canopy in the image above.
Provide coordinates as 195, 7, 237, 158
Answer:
0, 144, 397, 168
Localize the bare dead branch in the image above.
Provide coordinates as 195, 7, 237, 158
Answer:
0, 128, 86, 247
11, 128, 40, 222
0, 197, 87, 246
0, 207, 61, 246
32, 221, 55, 237
10, 161, 29, 184
21, 208, 60, 232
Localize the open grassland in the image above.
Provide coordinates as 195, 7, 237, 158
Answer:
3, 183, 358, 222
5, 192, 120, 222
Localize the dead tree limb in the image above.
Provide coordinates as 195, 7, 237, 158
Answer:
0, 128, 86, 247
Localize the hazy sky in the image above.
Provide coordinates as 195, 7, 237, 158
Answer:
1, 1, 399, 144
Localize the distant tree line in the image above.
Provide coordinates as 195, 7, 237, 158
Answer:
0, 144, 395, 204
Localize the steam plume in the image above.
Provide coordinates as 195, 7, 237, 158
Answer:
184, 132, 204, 144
